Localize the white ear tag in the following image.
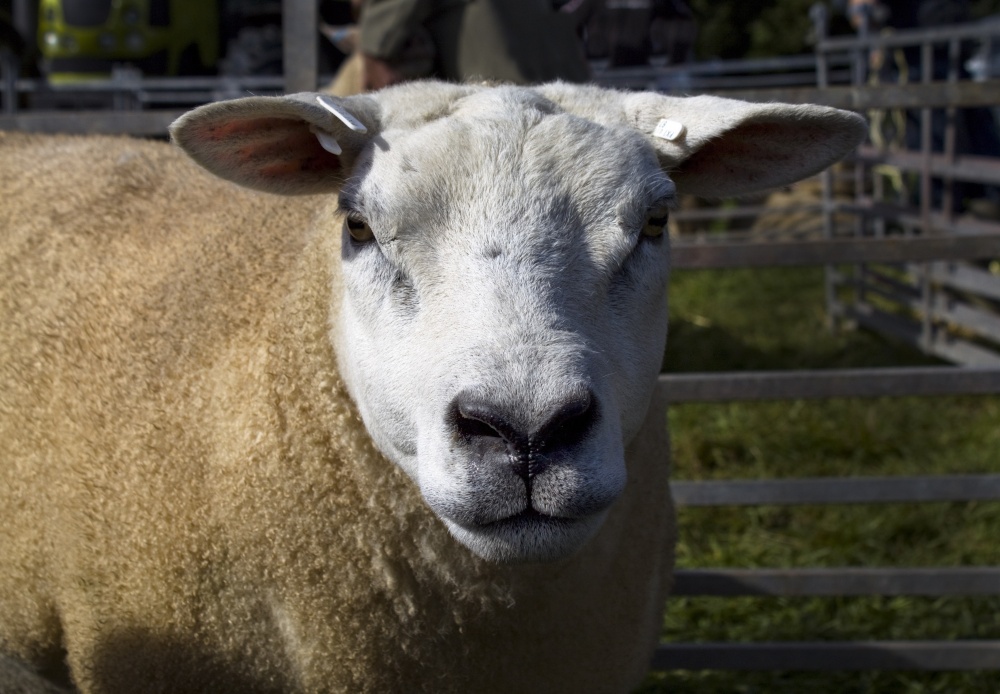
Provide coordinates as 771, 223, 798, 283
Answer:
653, 119, 685, 141
316, 94, 368, 133
314, 130, 342, 155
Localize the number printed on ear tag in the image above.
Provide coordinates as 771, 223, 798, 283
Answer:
316, 95, 368, 133
653, 119, 685, 141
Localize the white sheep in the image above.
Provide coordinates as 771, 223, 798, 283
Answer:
0, 81, 866, 693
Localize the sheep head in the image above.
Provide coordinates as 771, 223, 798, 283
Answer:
171, 82, 866, 563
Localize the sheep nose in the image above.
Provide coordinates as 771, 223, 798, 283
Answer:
449, 389, 598, 479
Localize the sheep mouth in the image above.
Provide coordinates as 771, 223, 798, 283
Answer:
478, 508, 576, 532
441, 507, 606, 564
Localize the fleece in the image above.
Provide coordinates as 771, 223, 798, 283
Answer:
0, 130, 675, 694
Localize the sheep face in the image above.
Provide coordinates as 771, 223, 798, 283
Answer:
333, 92, 674, 562
171, 82, 868, 564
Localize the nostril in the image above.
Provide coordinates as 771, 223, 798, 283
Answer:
455, 416, 502, 440
450, 392, 524, 447
532, 389, 598, 452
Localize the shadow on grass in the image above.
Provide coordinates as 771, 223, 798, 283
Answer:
662, 267, 941, 374
663, 315, 938, 374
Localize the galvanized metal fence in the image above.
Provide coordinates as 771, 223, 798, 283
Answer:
2, 0, 1000, 677
650, 8, 1000, 674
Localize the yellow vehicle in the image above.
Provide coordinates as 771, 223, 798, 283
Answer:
38, 0, 219, 83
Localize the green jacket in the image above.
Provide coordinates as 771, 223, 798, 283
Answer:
359, 0, 590, 84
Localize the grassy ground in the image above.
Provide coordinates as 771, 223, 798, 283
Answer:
637, 266, 1000, 693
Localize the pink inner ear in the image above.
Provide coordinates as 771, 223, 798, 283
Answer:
192, 116, 296, 142
190, 115, 343, 187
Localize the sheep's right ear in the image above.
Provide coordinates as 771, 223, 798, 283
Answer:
170, 92, 381, 195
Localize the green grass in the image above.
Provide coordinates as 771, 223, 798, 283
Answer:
639, 267, 1000, 692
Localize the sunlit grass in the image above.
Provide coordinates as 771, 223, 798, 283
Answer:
642, 267, 1000, 692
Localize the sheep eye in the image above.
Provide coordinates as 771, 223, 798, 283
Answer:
345, 214, 374, 243
641, 208, 669, 238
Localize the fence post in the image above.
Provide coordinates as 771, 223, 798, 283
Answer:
811, 3, 842, 331
0, 50, 17, 115
283, 0, 319, 94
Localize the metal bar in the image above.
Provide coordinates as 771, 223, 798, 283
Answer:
0, 110, 185, 136
0, 51, 993, 113
822, 167, 838, 331
672, 567, 1000, 597
942, 38, 960, 222
0, 50, 16, 115
671, 474, 1000, 507
592, 52, 854, 90
597, 73, 855, 92
673, 201, 825, 222
848, 303, 1000, 366
814, 1, 839, 334
704, 81, 1000, 110
670, 235, 1000, 269
653, 641, 1000, 671
15, 75, 287, 93
845, 199, 1000, 238
283, 0, 318, 94
26, 88, 1000, 141
932, 298, 1000, 344
669, 73, 832, 90
810, 2, 830, 89
658, 366, 1000, 402
925, 335, 1000, 367
926, 261, 1000, 302
856, 147, 1000, 186
856, 266, 921, 302
818, 19, 1000, 50
12, 0, 37, 60
863, 276, 1000, 344
605, 53, 826, 78
918, 41, 935, 354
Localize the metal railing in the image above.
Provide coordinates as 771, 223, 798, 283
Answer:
651, 9, 1000, 674
814, 18, 1000, 367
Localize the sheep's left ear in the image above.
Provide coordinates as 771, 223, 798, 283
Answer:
537, 85, 867, 198
621, 92, 867, 198
170, 92, 381, 195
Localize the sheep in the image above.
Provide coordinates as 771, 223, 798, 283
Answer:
0, 81, 867, 693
